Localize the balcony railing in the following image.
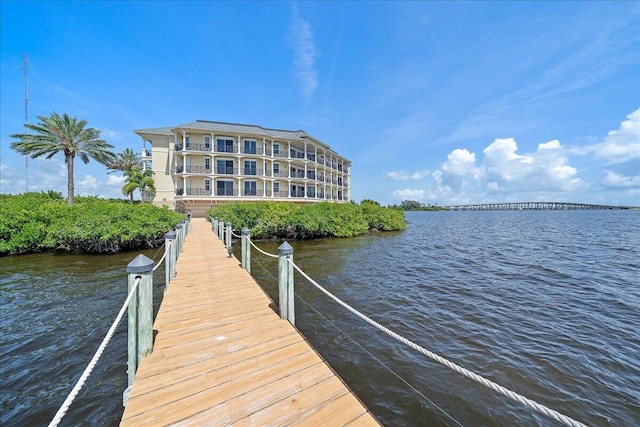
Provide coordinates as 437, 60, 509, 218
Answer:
241, 168, 262, 176
273, 171, 289, 178
273, 190, 289, 198
241, 189, 265, 196
175, 143, 211, 152
176, 166, 212, 174
215, 188, 238, 196
141, 149, 151, 158
176, 188, 213, 196
215, 145, 238, 153
273, 151, 288, 158
290, 171, 305, 179
291, 190, 306, 198
240, 147, 264, 155
214, 167, 238, 175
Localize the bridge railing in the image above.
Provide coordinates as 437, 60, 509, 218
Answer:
47, 213, 191, 427
211, 217, 587, 427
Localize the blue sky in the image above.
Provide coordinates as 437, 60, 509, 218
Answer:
1, 1, 638, 206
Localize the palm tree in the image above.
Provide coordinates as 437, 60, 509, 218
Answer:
10, 112, 116, 205
122, 168, 156, 202
107, 148, 142, 174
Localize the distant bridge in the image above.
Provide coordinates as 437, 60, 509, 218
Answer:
445, 202, 631, 211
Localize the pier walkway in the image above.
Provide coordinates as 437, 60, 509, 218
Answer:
120, 218, 379, 426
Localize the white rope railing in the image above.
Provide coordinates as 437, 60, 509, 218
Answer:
249, 239, 279, 258
152, 241, 169, 272
230, 230, 242, 238
288, 259, 587, 427
48, 277, 142, 427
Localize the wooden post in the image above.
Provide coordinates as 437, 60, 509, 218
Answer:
164, 230, 176, 288
225, 222, 232, 257
126, 254, 154, 390
218, 220, 224, 241
278, 241, 295, 325
241, 228, 251, 273
175, 223, 183, 256
212, 217, 217, 232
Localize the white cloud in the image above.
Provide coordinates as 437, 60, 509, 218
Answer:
77, 175, 99, 192
386, 170, 430, 180
602, 171, 640, 189
393, 189, 426, 200
290, 7, 318, 104
590, 109, 640, 164
106, 174, 126, 186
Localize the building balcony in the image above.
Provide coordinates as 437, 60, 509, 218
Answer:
214, 167, 238, 175
241, 189, 265, 196
175, 143, 211, 152
240, 147, 264, 155
215, 189, 239, 196
291, 190, 306, 198
176, 166, 212, 174
176, 188, 213, 196
215, 145, 238, 153
241, 168, 263, 176
141, 149, 151, 158
290, 171, 306, 179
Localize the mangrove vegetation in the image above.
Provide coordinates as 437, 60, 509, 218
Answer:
207, 200, 406, 239
0, 192, 184, 256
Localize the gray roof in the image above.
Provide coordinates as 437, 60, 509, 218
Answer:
133, 126, 173, 136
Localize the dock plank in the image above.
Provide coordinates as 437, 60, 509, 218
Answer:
120, 218, 379, 426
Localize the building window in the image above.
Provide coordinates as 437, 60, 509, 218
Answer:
273, 143, 279, 155
204, 136, 211, 149
217, 138, 234, 153
204, 158, 211, 170
244, 181, 257, 196
273, 163, 280, 176
216, 180, 234, 196
273, 182, 280, 193
244, 160, 257, 175
185, 135, 190, 149
244, 139, 257, 154
204, 179, 211, 191
217, 159, 234, 174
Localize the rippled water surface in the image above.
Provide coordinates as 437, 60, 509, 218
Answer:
1, 211, 639, 426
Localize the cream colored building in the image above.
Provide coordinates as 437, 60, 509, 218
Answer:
135, 120, 351, 217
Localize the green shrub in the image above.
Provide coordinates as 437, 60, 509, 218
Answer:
206, 200, 405, 239
0, 193, 185, 256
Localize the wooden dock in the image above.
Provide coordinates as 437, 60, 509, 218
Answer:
120, 218, 379, 426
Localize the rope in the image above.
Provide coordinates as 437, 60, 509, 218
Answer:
294, 294, 464, 427
152, 241, 169, 272
48, 277, 142, 427
287, 259, 587, 427
230, 230, 241, 238
248, 239, 279, 259
149, 242, 165, 261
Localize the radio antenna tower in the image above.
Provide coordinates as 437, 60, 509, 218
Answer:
23, 53, 29, 192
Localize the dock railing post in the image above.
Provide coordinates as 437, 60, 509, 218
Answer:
186, 211, 191, 233
225, 222, 232, 257
218, 220, 224, 241
212, 217, 217, 233
278, 241, 295, 325
175, 223, 183, 256
241, 228, 251, 273
125, 254, 154, 405
164, 230, 176, 288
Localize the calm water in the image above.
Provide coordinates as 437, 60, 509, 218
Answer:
1, 211, 639, 426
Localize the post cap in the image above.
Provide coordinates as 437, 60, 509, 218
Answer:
278, 241, 293, 255
165, 230, 176, 239
127, 254, 154, 273
226, 222, 232, 227
241, 228, 250, 235
175, 223, 183, 229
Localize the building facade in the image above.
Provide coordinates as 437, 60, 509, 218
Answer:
135, 120, 351, 217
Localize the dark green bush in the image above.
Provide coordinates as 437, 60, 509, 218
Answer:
0, 193, 185, 256
206, 200, 405, 239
